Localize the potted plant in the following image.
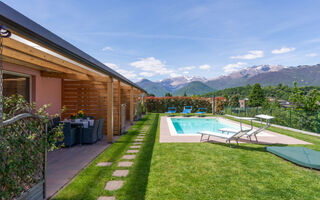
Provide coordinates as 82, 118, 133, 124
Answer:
70, 113, 77, 122
77, 110, 85, 119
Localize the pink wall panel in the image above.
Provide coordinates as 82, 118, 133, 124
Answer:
3, 62, 61, 115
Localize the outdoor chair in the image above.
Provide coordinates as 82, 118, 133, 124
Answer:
82, 120, 99, 144
198, 128, 249, 146
195, 108, 207, 117
166, 107, 176, 116
52, 116, 61, 128
97, 118, 104, 141
62, 122, 77, 147
244, 114, 274, 142
181, 106, 192, 116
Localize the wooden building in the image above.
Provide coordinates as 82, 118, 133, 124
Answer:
0, 2, 146, 143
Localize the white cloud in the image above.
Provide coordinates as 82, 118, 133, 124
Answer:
178, 66, 196, 71
199, 64, 211, 70
139, 72, 154, 77
104, 62, 119, 70
306, 53, 317, 57
117, 69, 137, 79
183, 71, 189, 74
271, 47, 295, 54
104, 62, 137, 79
130, 57, 173, 75
170, 73, 181, 78
230, 50, 264, 60
102, 46, 113, 51
223, 62, 247, 73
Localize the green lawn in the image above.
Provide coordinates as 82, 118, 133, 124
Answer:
54, 113, 320, 200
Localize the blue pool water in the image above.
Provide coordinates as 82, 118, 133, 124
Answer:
171, 118, 238, 134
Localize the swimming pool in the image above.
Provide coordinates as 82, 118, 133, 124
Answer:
169, 118, 239, 135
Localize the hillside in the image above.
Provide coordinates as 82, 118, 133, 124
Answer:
136, 64, 320, 96
201, 84, 320, 100
136, 79, 168, 97
173, 81, 215, 96
206, 64, 320, 90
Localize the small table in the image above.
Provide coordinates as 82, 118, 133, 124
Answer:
61, 119, 93, 145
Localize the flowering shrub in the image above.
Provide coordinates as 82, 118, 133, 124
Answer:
145, 97, 213, 113
0, 95, 63, 199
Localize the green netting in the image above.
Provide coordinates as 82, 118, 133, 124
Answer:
266, 146, 320, 170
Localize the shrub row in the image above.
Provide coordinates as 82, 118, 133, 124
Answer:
145, 97, 213, 113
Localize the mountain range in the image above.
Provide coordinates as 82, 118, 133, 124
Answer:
136, 64, 320, 96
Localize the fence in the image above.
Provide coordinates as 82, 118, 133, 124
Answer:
224, 106, 319, 134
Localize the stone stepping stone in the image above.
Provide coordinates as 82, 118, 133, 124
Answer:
122, 155, 136, 159
112, 169, 129, 177
96, 162, 112, 167
97, 197, 116, 200
135, 139, 143, 142
105, 180, 124, 191
127, 150, 139, 153
132, 142, 142, 145
137, 136, 145, 138
118, 161, 133, 167
130, 145, 141, 149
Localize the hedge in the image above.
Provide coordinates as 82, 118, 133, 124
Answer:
145, 97, 213, 113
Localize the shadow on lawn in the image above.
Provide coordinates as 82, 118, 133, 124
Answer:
122, 114, 159, 200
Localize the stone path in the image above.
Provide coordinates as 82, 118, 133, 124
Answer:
118, 161, 133, 167
96, 162, 113, 167
105, 180, 124, 191
122, 155, 136, 159
132, 142, 142, 145
97, 196, 116, 200
127, 149, 139, 153
112, 170, 129, 177
100, 124, 149, 200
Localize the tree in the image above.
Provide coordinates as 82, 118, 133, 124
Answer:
165, 92, 172, 97
183, 91, 187, 97
229, 95, 240, 107
248, 83, 265, 107
290, 82, 320, 112
147, 93, 155, 97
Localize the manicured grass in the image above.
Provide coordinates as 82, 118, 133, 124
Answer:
54, 113, 320, 200
53, 114, 158, 200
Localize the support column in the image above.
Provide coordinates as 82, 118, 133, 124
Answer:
107, 78, 114, 143
117, 80, 121, 135
130, 87, 134, 124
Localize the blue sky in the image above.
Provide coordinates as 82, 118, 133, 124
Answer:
3, 0, 320, 81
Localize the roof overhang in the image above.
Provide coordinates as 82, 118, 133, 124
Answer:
0, 2, 146, 93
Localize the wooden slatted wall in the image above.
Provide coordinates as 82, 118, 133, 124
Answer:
61, 80, 108, 135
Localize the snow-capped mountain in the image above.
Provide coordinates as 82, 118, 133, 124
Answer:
158, 75, 207, 91
136, 64, 320, 96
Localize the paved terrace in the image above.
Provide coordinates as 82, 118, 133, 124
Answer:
46, 120, 135, 199
160, 116, 311, 145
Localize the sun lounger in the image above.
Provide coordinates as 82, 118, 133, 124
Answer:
244, 114, 274, 142
199, 128, 249, 146
195, 108, 207, 117
181, 106, 192, 116
166, 107, 176, 116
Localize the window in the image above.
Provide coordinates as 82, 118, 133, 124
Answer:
3, 71, 31, 102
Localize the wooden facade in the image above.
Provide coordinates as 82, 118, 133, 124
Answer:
1, 31, 145, 143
